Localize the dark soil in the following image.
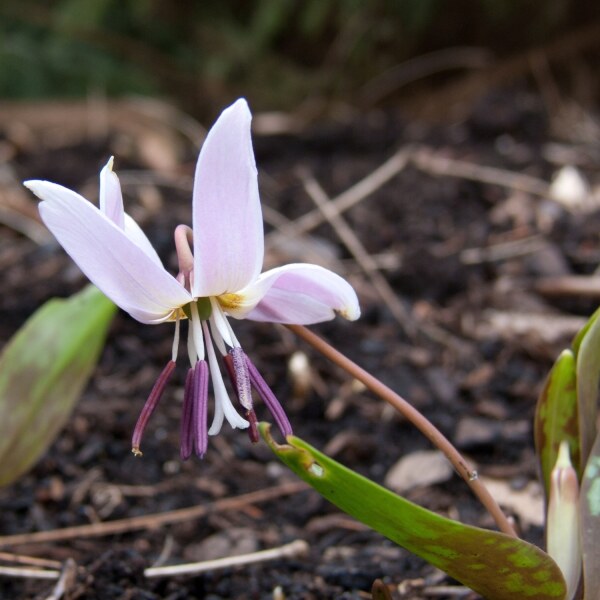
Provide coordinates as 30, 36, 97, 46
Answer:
0, 84, 599, 599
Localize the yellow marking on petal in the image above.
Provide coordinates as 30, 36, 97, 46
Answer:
167, 307, 189, 322
218, 293, 244, 311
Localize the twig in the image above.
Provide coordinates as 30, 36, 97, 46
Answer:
460, 235, 545, 264
0, 565, 59, 580
286, 324, 518, 538
266, 147, 412, 245
44, 559, 77, 600
299, 169, 416, 337
0, 481, 307, 548
0, 552, 61, 569
412, 148, 550, 196
144, 539, 309, 578
535, 276, 600, 298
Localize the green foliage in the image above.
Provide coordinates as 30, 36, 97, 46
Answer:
0, 286, 116, 486
535, 349, 580, 498
261, 424, 566, 600
0, 0, 583, 108
581, 431, 600, 596
574, 309, 600, 466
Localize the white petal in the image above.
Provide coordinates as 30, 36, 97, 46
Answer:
99, 157, 125, 229
123, 214, 164, 267
227, 263, 360, 324
192, 98, 264, 297
26, 180, 192, 323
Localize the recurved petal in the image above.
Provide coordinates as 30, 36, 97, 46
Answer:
228, 263, 360, 324
192, 98, 264, 297
25, 180, 192, 323
99, 157, 125, 229
98, 158, 163, 266
123, 214, 163, 267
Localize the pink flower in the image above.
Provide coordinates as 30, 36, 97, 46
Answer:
25, 99, 359, 458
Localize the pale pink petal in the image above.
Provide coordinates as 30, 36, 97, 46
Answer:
192, 98, 263, 297
25, 180, 192, 323
99, 157, 125, 229
123, 214, 163, 267
227, 263, 360, 324
99, 157, 163, 266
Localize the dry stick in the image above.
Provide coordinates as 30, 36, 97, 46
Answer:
0, 552, 62, 569
0, 565, 59, 580
0, 481, 307, 548
265, 146, 413, 244
301, 171, 469, 351
286, 324, 517, 538
412, 148, 550, 197
535, 276, 600, 299
44, 559, 77, 600
300, 170, 416, 338
145, 539, 309, 578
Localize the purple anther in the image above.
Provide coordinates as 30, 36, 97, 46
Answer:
245, 356, 293, 438
132, 360, 176, 456
246, 408, 259, 443
193, 360, 209, 458
230, 347, 253, 410
179, 368, 195, 460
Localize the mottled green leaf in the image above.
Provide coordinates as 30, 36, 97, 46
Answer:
574, 310, 600, 467
0, 286, 116, 486
261, 424, 566, 600
571, 307, 600, 357
535, 349, 580, 498
580, 429, 600, 598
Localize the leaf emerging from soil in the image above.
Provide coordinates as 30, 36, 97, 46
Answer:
261, 423, 566, 600
535, 349, 580, 499
573, 307, 600, 467
0, 285, 116, 486
580, 429, 600, 597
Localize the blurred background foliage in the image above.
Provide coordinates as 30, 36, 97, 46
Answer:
0, 0, 597, 115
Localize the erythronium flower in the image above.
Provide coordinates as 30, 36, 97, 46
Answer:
24, 98, 360, 459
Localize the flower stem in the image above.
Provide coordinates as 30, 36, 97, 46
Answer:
285, 324, 517, 538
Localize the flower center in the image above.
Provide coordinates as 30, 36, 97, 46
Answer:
182, 297, 212, 321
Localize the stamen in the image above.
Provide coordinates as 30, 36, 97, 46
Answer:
230, 347, 253, 410
189, 302, 205, 361
187, 319, 197, 368
132, 360, 176, 456
245, 356, 293, 438
247, 408, 259, 443
193, 360, 209, 457
180, 368, 195, 460
172, 314, 181, 362
203, 321, 249, 434
223, 351, 257, 444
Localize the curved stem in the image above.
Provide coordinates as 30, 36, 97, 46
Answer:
286, 324, 518, 538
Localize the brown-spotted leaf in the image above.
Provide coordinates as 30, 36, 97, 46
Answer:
0, 286, 116, 486
574, 309, 600, 466
535, 349, 580, 499
261, 424, 566, 600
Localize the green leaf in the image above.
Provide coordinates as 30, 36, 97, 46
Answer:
580, 429, 600, 597
574, 310, 600, 467
261, 424, 566, 600
0, 286, 116, 486
534, 349, 580, 497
